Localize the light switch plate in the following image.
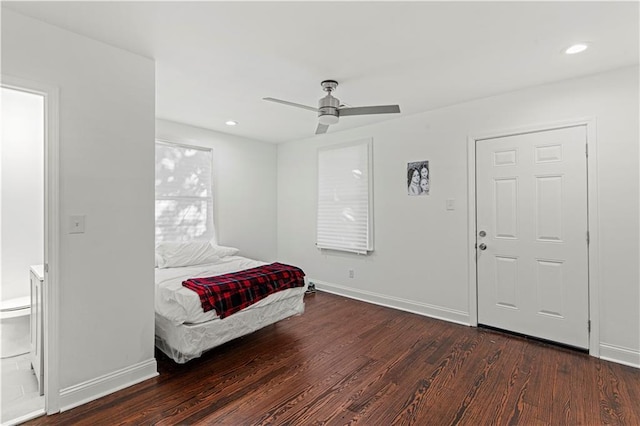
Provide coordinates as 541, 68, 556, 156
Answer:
446, 199, 455, 211
69, 215, 85, 234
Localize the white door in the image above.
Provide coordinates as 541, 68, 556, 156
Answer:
476, 125, 589, 348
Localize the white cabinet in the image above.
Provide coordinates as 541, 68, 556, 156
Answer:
30, 264, 44, 396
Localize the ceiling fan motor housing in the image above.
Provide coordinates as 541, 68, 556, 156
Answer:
318, 93, 340, 125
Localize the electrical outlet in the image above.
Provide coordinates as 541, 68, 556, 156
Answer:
348, 269, 355, 278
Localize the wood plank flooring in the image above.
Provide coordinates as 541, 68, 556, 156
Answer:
26, 291, 640, 425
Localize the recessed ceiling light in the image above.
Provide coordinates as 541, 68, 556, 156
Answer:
225, 120, 238, 126
565, 43, 588, 55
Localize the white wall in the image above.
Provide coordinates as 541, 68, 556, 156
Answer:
157, 119, 278, 262
277, 66, 639, 366
2, 9, 157, 407
1, 88, 44, 303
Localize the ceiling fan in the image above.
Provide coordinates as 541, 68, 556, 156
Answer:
264, 80, 401, 135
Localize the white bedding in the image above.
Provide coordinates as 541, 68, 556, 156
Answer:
155, 255, 304, 325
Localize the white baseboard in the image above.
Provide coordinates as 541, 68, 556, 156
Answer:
59, 358, 158, 412
599, 343, 640, 369
311, 279, 470, 326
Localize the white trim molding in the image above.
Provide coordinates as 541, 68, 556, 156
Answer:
599, 343, 640, 369
59, 359, 158, 412
312, 279, 470, 326
467, 117, 601, 358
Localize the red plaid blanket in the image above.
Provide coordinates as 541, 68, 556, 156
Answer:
182, 262, 306, 319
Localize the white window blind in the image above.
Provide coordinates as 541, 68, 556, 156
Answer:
316, 139, 373, 254
155, 141, 216, 242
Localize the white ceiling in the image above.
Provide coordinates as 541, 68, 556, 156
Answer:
4, 1, 639, 143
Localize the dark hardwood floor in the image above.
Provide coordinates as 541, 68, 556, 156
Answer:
27, 291, 640, 425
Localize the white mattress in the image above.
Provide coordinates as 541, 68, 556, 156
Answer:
154, 255, 307, 363
155, 255, 305, 325
155, 292, 305, 363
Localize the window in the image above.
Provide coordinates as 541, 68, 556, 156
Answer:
155, 141, 215, 242
316, 138, 373, 254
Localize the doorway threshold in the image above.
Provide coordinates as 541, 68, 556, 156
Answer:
478, 324, 589, 354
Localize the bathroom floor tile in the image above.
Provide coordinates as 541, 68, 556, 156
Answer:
1, 383, 24, 403
22, 376, 38, 394
16, 357, 32, 371
1, 358, 19, 372
1, 352, 44, 424
1, 394, 44, 424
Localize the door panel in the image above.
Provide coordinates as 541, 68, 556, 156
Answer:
495, 178, 518, 239
536, 175, 563, 241
536, 259, 564, 317
495, 256, 518, 309
476, 125, 589, 348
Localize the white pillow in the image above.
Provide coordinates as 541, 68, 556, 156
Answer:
155, 241, 221, 268
209, 244, 239, 257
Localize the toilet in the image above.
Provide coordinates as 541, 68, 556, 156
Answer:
0, 296, 31, 359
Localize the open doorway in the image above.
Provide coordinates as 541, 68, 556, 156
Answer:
1, 86, 45, 422
1, 77, 59, 423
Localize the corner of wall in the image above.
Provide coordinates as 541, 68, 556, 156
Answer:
59, 359, 158, 412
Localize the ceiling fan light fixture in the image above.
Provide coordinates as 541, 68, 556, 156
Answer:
318, 114, 339, 125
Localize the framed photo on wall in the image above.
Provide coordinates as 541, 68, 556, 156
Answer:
407, 160, 429, 196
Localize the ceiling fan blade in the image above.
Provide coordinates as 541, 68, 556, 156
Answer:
263, 97, 318, 112
316, 123, 329, 134
338, 105, 401, 117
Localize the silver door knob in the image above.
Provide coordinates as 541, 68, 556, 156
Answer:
478, 243, 487, 250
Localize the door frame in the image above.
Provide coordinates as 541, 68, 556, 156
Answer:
466, 117, 600, 357
2, 75, 61, 413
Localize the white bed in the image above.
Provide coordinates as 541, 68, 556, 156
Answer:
154, 251, 306, 363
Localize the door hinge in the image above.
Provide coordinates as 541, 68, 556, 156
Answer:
44, 263, 49, 273
586, 231, 590, 244
588, 320, 591, 332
